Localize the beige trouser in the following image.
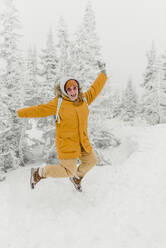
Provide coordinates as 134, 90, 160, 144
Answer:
42, 147, 97, 179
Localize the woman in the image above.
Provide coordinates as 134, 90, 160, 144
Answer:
17, 63, 107, 192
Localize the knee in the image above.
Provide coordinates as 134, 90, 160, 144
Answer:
90, 151, 98, 167
65, 168, 76, 177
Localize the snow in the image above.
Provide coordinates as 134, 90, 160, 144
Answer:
26, 120, 44, 145
1, 124, 166, 248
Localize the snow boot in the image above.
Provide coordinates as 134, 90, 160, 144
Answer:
30, 168, 45, 189
69, 175, 83, 192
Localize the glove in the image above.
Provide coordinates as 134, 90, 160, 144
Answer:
97, 61, 107, 75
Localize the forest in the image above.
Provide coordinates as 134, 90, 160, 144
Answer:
0, 0, 166, 179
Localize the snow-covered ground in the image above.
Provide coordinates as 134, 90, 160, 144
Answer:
1, 124, 166, 248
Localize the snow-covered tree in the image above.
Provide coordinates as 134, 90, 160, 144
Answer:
121, 78, 138, 122
141, 43, 160, 124
159, 51, 166, 122
24, 46, 40, 105
111, 91, 122, 118
0, 0, 24, 169
73, 2, 102, 89
55, 18, 71, 80
0, 0, 22, 102
39, 29, 57, 102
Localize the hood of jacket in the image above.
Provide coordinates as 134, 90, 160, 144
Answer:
54, 82, 84, 106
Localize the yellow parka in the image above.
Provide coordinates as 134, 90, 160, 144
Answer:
17, 72, 107, 159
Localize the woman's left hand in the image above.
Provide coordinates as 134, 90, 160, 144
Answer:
97, 61, 107, 75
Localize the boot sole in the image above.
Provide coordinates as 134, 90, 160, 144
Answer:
69, 177, 82, 192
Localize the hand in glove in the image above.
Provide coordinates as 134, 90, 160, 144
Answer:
97, 61, 107, 75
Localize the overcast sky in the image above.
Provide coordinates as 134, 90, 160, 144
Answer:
1, 0, 166, 90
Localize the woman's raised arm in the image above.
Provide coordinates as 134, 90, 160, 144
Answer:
84, 72, 107, 105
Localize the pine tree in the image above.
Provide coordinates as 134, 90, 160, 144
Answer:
0, 0, 22, 98
0, 0, 24, 168
159, 51, 166, 122
121, 78, 138, 122
39, 29, 57, 102
73, 2, 102, 89
141, 43, 160, 124
55, 18, 71, 80
111, 91, 122, 118
24, 46, 40, 105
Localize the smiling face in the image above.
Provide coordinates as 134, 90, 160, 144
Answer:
66, 85, 79, 101
65, 79, 79, 101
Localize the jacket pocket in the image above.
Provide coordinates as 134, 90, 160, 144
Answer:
56, 132, 78, 154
